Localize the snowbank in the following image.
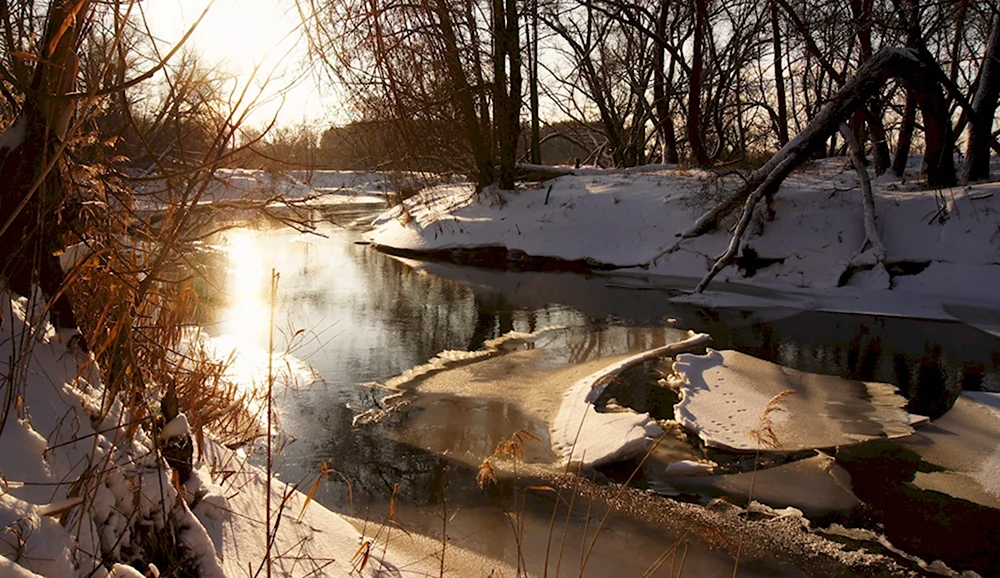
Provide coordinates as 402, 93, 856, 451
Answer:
365, 160, 1000, 319
0, 291, 432, 577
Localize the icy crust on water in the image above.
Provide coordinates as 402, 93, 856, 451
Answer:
901, 391, 1000, 509
671, 349, 913, 451
551, 333, 711, 467
383, 327, 561, 390
353, 327, 563, 425
0, 292, 434, 578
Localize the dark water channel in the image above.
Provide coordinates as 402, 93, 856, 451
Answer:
200, 207, 1000, 576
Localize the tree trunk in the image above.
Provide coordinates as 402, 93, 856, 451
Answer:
892, 0, 919, 177
839, 122, 885, 265
433, 0, 495, 187
770, 0, 789, 146
490, 0, 521, 188
0, 0, 92, 336
962, 0, 1000, 182
688, 0, 710, 167
528, 0, 541, 165
678, 48, 955, 242
653, 0, 679, 164
892, 90, 917, 176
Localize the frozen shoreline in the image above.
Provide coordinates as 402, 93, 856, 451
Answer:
0, 292, 437, 578
365, 159, 1000, 324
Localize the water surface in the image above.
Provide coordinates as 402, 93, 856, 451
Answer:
198, 207, 1000, 575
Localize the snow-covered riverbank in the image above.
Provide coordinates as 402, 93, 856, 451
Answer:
0, 292, 438, 577
366, 159, 1000, 323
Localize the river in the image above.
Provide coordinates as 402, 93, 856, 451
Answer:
196, 202, 1000, 577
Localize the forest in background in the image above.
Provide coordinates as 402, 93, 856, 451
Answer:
267, 0, 1000, 187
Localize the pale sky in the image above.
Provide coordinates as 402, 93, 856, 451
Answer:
140, 0, 337, 129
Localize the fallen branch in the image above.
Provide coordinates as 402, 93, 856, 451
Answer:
839, 122, 886, 266
654, 47, 955, 272
694, 154, 800, 293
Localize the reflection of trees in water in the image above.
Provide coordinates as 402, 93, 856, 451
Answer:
351, 248, 478, 362
559, 325, 682, 364
285, 401, 495, 517
699, 311, 998, 417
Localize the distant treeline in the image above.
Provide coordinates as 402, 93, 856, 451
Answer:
237, 119, 598, 174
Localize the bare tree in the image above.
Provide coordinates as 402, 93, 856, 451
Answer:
963, 0, 1000, 182
298, 0, 527, 188
0, 0, 93, 341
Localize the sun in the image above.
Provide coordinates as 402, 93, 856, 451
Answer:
145, 0, 297, 72
140, 0, 319, 126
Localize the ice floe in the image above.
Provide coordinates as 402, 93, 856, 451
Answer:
671, 349, 913, 451
657, 453, 862, 519
551, 333, 711, 467
898, 391, 1000, 509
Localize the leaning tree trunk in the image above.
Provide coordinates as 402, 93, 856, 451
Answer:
677, 48, 955, 292
839, 122, 885, 266
770, 0, 789, 146
680, 47, 955, 243
432, 0, 495, 188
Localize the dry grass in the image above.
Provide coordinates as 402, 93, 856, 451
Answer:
748, 390, 796, 450
733, 389, 797, 578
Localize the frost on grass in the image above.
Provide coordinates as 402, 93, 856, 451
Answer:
671, 349, 913, 451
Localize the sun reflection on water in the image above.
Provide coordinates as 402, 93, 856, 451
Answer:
221, 229, 268, 352
211, 228, 316, 407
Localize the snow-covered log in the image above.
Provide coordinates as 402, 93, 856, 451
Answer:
686, 47, 954, 292
514, 162, 575, 181
683, 47, 955, 242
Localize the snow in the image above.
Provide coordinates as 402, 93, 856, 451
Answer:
159, 413, 190, 439
0, 289, 434, 577
132, 169, 397, 211
365, 159, 1000, 320
0, 115, 26, 152
193, 440, 434, 577
671, 349, 913, 451
551, 333, 710, 467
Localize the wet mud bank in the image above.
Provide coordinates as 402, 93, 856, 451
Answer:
369, 242, 629, 273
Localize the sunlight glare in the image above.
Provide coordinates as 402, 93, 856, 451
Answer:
142, 0, 323, 127
218, 229, 269, 384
